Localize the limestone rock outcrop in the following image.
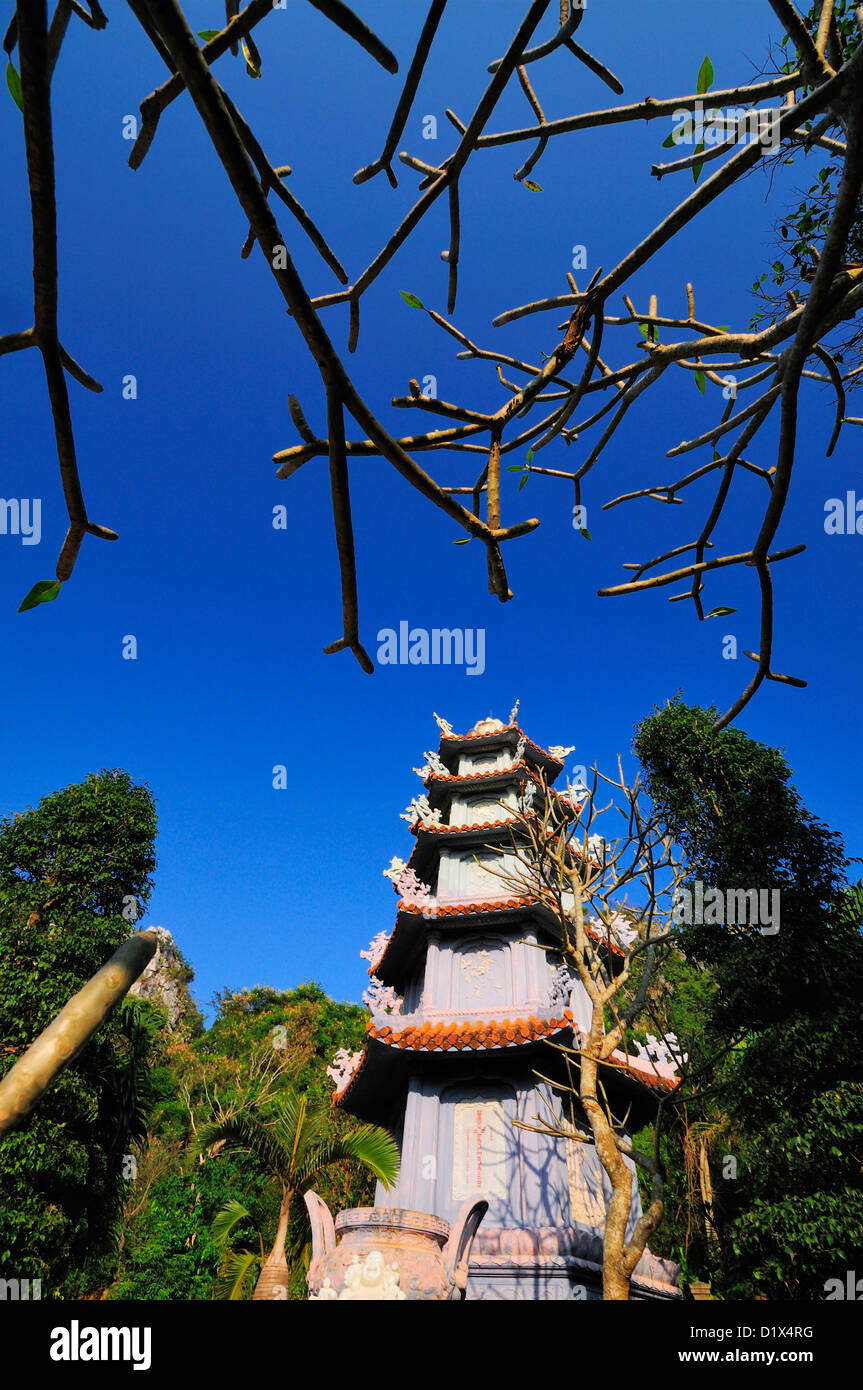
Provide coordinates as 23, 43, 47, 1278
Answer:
129, 926, 193, 1030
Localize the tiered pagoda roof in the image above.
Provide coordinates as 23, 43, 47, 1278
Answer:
334, 1007, 675, 1129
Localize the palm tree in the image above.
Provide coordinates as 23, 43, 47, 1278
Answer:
199, 1087, 399, 1300
210, 1199, 266, 1300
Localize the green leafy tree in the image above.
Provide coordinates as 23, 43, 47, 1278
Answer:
628, 943, 723, 1289
109, 982, 383, 1300
0, 769, 158, 1295
634, 698, 863, 1298
109, 1153, 269, 1302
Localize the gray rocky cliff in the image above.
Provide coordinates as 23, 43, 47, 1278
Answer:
128, 926, 192, 1030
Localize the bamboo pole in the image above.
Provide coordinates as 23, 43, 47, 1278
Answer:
0, 931, 157, 1138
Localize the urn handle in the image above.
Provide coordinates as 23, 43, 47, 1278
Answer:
443, 1198, 488, 1299
304, 1190, 336, 1264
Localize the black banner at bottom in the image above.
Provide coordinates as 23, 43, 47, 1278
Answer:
0, 1296, 856, 1378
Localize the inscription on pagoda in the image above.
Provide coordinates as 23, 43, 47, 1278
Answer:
451, 1098, 507, 1200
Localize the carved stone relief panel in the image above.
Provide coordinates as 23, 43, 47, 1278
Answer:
452, 935, 509, 1009
457, 751, 508, 775
450, 795, 507, 828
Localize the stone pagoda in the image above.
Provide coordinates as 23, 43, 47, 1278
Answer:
327, 710, 682, 1300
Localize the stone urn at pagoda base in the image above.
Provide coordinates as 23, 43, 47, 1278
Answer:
304, 1194, 488, 1301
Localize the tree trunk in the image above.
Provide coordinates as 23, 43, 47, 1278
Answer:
699, 1136, 718, 1250
253, 1189, 292, 1300
602, 1171, 635, 1301
579, 1047, 633, 1299
579, 1013, 664, 1300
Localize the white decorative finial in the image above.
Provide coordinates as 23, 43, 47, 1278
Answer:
509, 699, 520, 725
548, 744, 576, 761
549, 963, 574, 1009
400, 795, 442, 827
591, 912, 638, 948
631, 1032, 688, 1079
360, 930, 392, 971
394, 866, 438, 917
433, 712, 454, 738
383, 857, 407, 884
326, 1048, 363, 1090
567, 774, 590, 803
414, 749, 448, 781
363, 976, 402, 1017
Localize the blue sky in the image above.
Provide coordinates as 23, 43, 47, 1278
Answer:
1, 1, 859, 1022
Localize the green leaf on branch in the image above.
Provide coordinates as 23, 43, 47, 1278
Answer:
523, 180, 543, 192
197, 30, 221, 41
694, 369, 707, 393
6, 61, 22, 112
665, 116, 694, 148
579, 528, 592, 541
697, 55, 714, 94
18, 580, 62, 613
399, 290, 425, 310
526, 448, 534, 463
506, 464, 524, 473
453, 537, 471, 545
705, 606, 736, 618
518, 473, 529, 491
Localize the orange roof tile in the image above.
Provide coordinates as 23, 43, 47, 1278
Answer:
414, 817, 516, 836
426, 761, 538, 786
387, 896, 625, 961
399, 896, 538, 917
333, 1007, 678, 1105
367, 1012, 570, 1053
